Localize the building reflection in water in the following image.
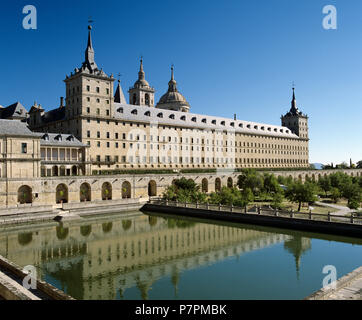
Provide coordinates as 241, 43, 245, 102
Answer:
284, 236, 311, 279
0, 212, 297, 300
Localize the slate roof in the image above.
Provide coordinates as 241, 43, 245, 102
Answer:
41, 107, 66, 123
113, 103, 300, 139
0, 119, 39, 137
0, 102, 27, 120
35, 133, 87, 147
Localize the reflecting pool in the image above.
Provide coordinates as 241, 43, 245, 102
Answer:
0, 211, 361, 300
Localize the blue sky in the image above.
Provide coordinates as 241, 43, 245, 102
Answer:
0, 0, 361, 165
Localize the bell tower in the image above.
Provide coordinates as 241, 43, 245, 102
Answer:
64, 25, 115, 122
128, 58, 155, 107
281, 87, 309, 140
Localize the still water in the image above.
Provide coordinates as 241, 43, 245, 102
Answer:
0, 211, 361, 300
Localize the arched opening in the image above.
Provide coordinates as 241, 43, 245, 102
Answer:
227, 177, 233, 188
56, 184, 68, 204
52, 166, 58, 177
215, 178, 221, 192
201, 178, 208, 193
122, 181, 132, 199
56, 226, 69, 240
102, 182, 112, 200
80, 183, 91, 202
298, 175, 302, 181
122, 220, 132, 231
132, 93, 137, 105
18, 232, 33, 246
18, 185, 32, 204
80, 225, 92, 237
72, 165, 78, 176
148, 180, 157, 197
102, 222, 113, 233
145, 93, 150, 106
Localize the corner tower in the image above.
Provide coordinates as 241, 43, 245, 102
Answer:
281, 88, 309, 139
64, 25, 115, 122
128, 58, 155, 107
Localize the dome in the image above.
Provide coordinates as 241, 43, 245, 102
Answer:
159, 91, 188, 104
156, 66, 190, 112
134, 78, 150, 88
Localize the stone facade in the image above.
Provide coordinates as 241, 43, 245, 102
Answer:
26, 26, 309, 174
1, 169, 361, 209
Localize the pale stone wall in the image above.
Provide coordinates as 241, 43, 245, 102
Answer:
0, 169, 361, 208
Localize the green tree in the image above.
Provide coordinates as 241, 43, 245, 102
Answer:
271, 191, 284, 209
329, 172, 352, 190
330, 187, 341, 203
162, 178, 207, 203
263, 173, 282, 194
356, 161, 362, 169
285, 181, 318, 212
341, 183, 361, 210
237, 169, 264, 195
318, 175, 331, 196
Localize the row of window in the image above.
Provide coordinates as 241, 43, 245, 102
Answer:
93, 155, 308, 165
68, 85, 110, 96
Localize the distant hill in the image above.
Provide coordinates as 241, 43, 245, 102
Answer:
312, 163, 324, 170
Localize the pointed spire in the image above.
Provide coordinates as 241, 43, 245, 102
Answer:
138, 57, 145, 80
168, 65, 177, 92
87, 25, 93, 49
84, 25, 98, 71
291, 87, 296, 109
114, 78, 126, 104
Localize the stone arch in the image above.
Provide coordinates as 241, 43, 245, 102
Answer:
145, 93, 150, 106
148, 180, 157, 197
227, 177, 233, 188
80, 225, 92, 237
18, 185, 32, 204
18, 232, 33, 246
215, 178, 221, 192
122, 181, 131, 199
102, 182, 112, 200
56, 226, 69, 240
80, 183, 91, 202
56, 184, 68, 204
102, 222, 113, 233
298, 174, 302, 181
201, 178, 208, 193
122, 220, 132, 231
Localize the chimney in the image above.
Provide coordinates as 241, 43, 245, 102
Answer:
234, 114, 236, 121
60, 97, 64, 108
